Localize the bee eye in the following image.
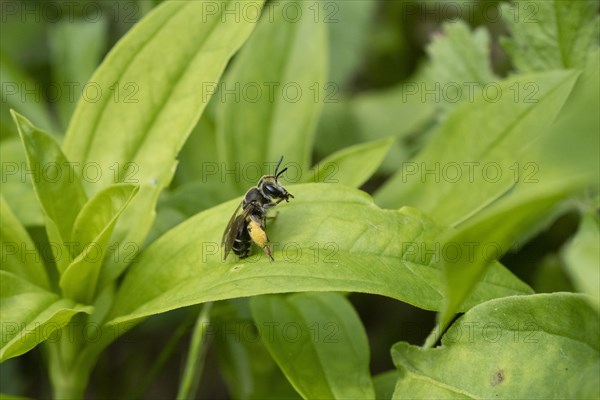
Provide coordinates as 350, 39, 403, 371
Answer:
263, 184, 280, 197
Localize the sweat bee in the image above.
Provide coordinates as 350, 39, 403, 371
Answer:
221, 156, 294, 261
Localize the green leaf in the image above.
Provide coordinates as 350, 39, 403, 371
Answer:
214, 300, 300, 400
432, 60, 600, 344
61, 0, 265, 285
59, 184, 138, 303
313, 76, 436, 175
327, 0, 376, 86
563, 212, 600, 311
375, 70, 579, 227
425, 21, 495, 85
501, 0, 600, 72
350, 79, 435, 146
172, 105, 218, 188
48, 18, 108, 130
70, 184, 139, 251
0, 196, 49, 289
0, 137, 43, 226
373, 371, 399, 400
217, 0, 327, 189
306, 137, 394, 187
393, 293, 600, 399
162, 180, 239, 218
107, 184, 532, 327
346, 80, 436, 174
251, 293, 375, 400
12, 111, 88, 272
530, 254, 573, 294
423, 21, 495, 113
0, 271, 92, 362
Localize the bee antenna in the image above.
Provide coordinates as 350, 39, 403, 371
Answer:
276, 167, 288, 180
274, 155, 284, 176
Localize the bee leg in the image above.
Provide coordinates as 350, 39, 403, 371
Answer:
263, 244, 274, 262
248, 218, 275, 261
264, 211, 279, 229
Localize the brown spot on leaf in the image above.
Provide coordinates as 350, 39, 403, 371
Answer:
491, 370, 505, 386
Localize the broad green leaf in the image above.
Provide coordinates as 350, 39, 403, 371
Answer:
563, 212, 600, 310
70, 184, 139, 251
393, 294, 600, 399
350, 78, 435, 146
433, 65, 600, 344
327, 0, 376, 86
375, 70, 579, 227
314, 79, 435, 175
0, 271, 92, 362
425, 21, 495, 86
145, 204, 187, 246
107, 184, 532, 327
12, 111, 88, 272
162, 180, 239, 218
214, 300, 300, 400
0, 138, 43, 226
313, 102, 360, 163
165, 101, 237, 218
434, 185, 596, 346
530, 254, 573, 294
347, 80, 436, 174
423, 21, 495, 113
60, 184, 139, 303
0, 196, 49, 289
48, 18, 108, 130
501, 0, 599, 72
217, 0, 327, 190
374, 371, 399, 400
251, 293, 375, 400
172, 105, 218, 188
305, 137, 394, 187
61, 0, 265, 285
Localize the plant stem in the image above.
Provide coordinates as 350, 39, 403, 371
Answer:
176, 302, 213, 400
46, 315, 91, 399
132, 313, 196, 399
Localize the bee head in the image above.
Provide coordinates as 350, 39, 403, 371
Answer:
258, 156, 294, 202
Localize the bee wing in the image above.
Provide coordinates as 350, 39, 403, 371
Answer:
222, 202, 251, 260
222, 201, 243, 246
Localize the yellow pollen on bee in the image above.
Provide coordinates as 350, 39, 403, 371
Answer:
247, 219, 269, 248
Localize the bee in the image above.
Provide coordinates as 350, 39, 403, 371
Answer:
221, 156, 294, 261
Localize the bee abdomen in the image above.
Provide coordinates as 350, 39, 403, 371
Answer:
233, 224, 252, 258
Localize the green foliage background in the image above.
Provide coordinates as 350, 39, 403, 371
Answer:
1, 0, 598, 399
